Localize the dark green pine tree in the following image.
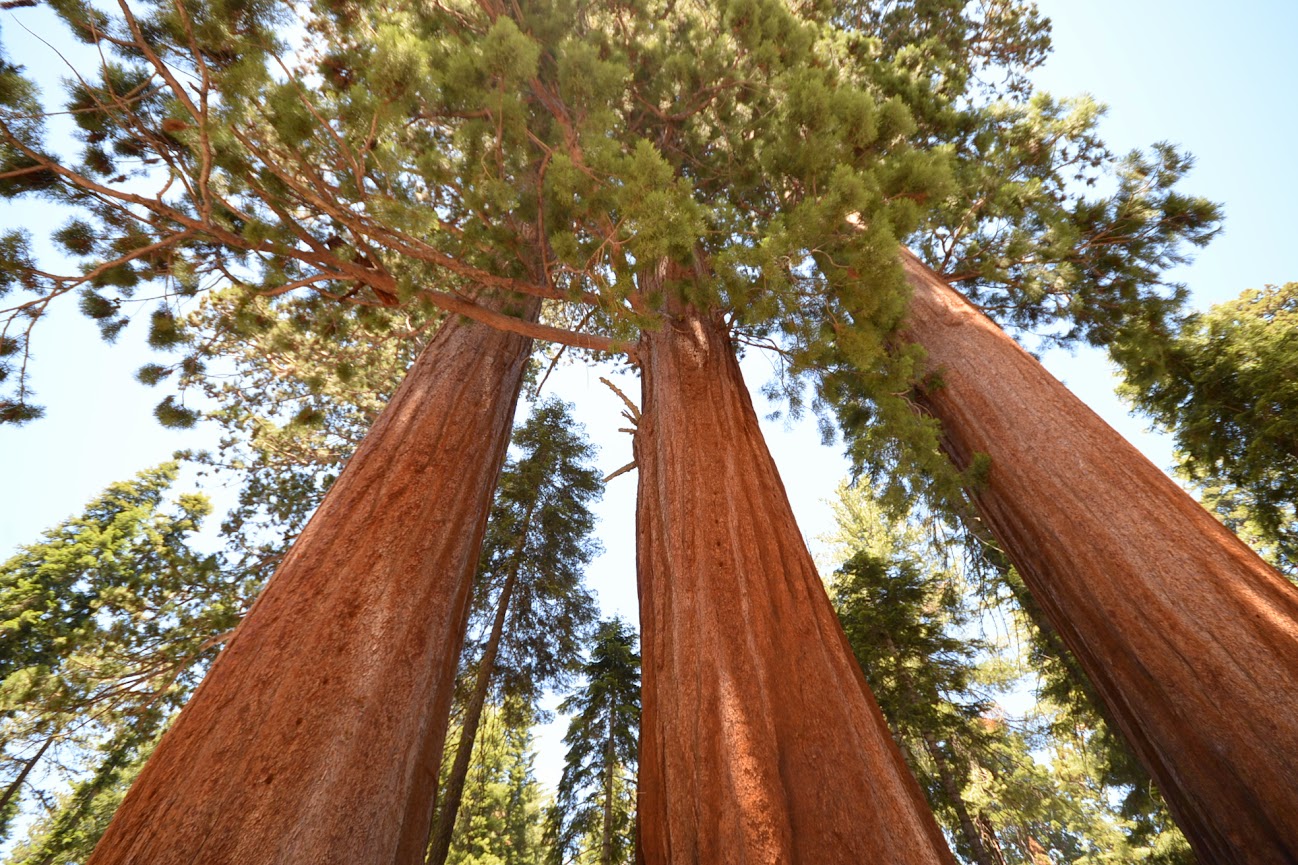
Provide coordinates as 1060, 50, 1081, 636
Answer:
429, 398, 601, 865
1117, 281, 1297, 576
546, 619, 640, 865
0, 463, 253, 855
828, 511, 1001, 865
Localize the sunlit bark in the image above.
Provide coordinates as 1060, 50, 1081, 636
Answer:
634, 299, 955, 864
900, 250, 1298, 864
89, 298, 540, 865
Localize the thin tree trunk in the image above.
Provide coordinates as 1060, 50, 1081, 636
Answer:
0, 735, 53, 817
601, 716, 616, 865
898, 249, 1298, 864
1020, 832, 1052, 865
633, 298, 956, 864
920, 733, 1000, 865
974, 811, 1008, 865
427, 549, 524, 865
89, 296, 541, 865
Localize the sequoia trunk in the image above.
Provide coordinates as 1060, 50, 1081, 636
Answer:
899, 250, 1298, 864
634, 302, 955, 865
89, 298, 540, 865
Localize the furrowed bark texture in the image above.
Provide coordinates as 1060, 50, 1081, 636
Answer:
89, 299, 540, 865
899, 250, 1298, 864
634, 304, 955, 865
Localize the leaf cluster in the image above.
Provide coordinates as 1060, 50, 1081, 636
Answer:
0, 463, 256, 855
1118, 282, 1298, 571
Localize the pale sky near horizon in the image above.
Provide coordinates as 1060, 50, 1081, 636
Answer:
0, 0, 1294, 792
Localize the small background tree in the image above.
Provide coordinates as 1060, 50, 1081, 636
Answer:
545, 619, 640, 865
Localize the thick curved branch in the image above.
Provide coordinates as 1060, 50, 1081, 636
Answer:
419, 288, 634, 359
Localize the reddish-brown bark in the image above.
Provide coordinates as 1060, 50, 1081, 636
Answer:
88, 299, 540, 865
633, 302, 956, 865
899, 250, 1298, 864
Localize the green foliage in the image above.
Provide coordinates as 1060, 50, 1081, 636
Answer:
827, 486, 996, 864
1118, 282, 1298, 573
135, 363, 172, 386
0, 402, 42, 426
1189, 475, 1296, 577
440, 704, 547, 865
826, 481, 1195, 864
546, 619, 640, 865
6, 730, 155, 865
153, 395, 199, 429
146, 308, 186, 350
784, 5, 1220, 514
0, 0, 975, 439
0, 464, 256, 854
77, 290, 129, 344
52, 220, 96, 257
0, 8, 1222, 645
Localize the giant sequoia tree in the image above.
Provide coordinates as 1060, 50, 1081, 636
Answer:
891, 254, 1298, 864
1, 0, 1292, 861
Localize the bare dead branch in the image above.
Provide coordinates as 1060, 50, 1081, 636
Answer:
602, 460, 637, 483
599, 375, 640, 421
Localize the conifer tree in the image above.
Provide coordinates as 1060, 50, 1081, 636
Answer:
439, 704, 546, 865
807, 14, 1298, 858
546, 619, 640, 865
6, 732, 154, 865
1118, 282, 1298, 575
832, 549, 997, 865
0, 464, 247, 857
428, 399, 601, 865
4, 1, 569, 851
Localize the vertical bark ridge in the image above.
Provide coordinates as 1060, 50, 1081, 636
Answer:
634, 303, 956, 865
89, 298, 541, 865
899, 249, 1298, 864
